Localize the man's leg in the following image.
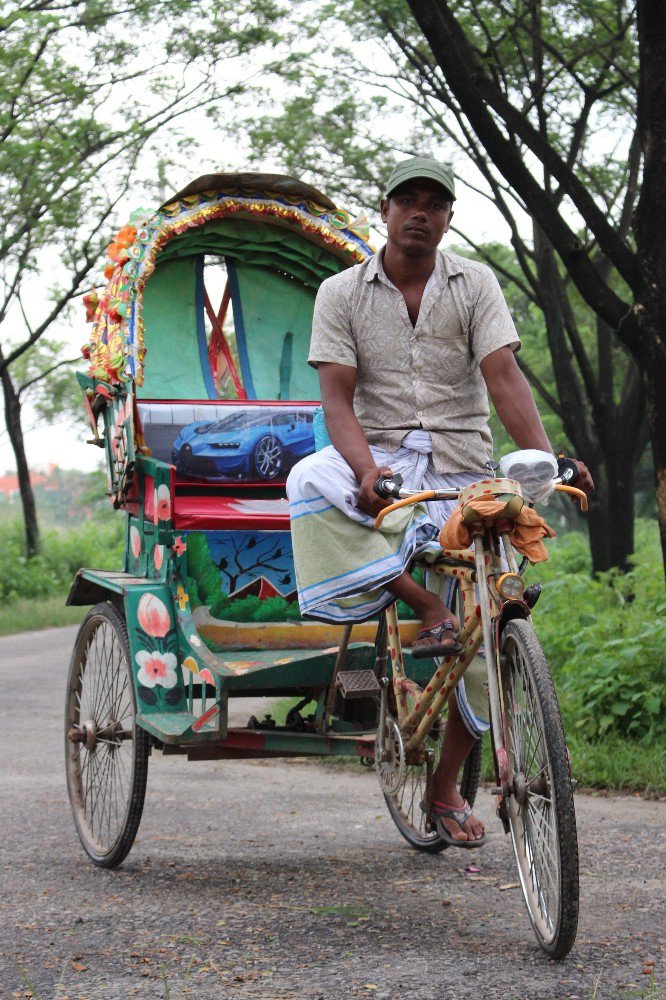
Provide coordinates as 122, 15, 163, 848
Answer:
385, 573, 484, 841
385, 570, 458, 634
430, 695, 485, 843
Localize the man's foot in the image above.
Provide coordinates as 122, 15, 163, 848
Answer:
412, 618, 462, 658
430, 796, 486, 848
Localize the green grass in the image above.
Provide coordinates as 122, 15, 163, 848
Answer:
0, 594, 85, 636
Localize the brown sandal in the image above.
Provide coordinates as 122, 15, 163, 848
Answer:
411, 618, 462, 659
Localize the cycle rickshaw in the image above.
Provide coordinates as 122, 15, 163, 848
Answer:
66, 171, 586, 959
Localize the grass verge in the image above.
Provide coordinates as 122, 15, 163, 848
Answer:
0, 594, 84, 636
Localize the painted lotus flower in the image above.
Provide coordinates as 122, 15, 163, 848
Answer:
135, 649, 178, 689
130, 525, 141, 558
199, 669, 215, 685
136, 593, 171, 637
153, 544, 164, 571
154, 483, 171, 522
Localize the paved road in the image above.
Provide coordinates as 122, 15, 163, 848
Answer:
0, 626, 663, 999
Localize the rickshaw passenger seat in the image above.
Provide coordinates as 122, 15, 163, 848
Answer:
171, 494, 291, 532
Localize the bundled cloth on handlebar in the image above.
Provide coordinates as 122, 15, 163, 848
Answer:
440, 501, 556, 563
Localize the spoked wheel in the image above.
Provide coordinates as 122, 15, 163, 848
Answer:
384, 717, 483, 853
500, 619, 579, 958
65, 602, 148, 868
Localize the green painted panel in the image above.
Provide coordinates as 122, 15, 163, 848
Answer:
140, 258, 210, 399
235, 264, 320, 400
157, 218, 345, 288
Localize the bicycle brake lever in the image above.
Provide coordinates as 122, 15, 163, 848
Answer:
374, 473, 403, 499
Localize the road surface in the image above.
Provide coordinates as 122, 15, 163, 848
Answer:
0, 625, 663, 999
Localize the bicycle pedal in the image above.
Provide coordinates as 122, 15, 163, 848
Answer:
336, 669, 381, 699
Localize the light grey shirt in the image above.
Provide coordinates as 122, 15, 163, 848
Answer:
308, 248, 520, 474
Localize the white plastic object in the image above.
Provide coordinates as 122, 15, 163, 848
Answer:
499, 449, 558, 504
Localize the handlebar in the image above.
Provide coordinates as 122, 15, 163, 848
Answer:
374, 474, 461, 502
373, 470, 588, 529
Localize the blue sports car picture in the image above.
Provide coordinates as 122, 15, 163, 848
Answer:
171, 406, 316, 481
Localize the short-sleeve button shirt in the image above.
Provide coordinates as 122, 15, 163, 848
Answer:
308, 248, 520, 474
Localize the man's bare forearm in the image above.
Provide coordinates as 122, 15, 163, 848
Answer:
321, 395, 377, 481
318, 361, 392, 515
480, 347, 552, 453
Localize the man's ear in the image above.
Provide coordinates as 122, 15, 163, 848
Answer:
380, 197, 389, 223
443, 207, 454, 233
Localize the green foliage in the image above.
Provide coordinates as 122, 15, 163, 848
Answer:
184, 532, 221, 608
0, 517, 124, 602
529, 521, 665, 743
209, 592, 302, 622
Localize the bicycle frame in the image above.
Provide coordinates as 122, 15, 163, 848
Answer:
374, 476, 588, 797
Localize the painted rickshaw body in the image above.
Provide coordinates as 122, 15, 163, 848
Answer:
68, 172, 429, 769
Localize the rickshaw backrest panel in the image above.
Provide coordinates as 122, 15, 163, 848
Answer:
140, 257, 213, 400
231, 264, 319, 400
137, 218, 342, 402
137, 399, 318, 487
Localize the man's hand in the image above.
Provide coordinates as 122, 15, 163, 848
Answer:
571, 459, 594, 496
356, 466, 394, 517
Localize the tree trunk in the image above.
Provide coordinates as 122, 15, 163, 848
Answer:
585, 454, 635, 575
635, 0, 666, 579
532, 227, 640, 574
1, 367, 39, 557
640, 328, 666, 575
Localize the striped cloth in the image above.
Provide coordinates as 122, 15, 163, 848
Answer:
286, 431, 489, 736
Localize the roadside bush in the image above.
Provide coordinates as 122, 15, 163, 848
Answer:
1, 517, 125, 602
529, 520, 665, 742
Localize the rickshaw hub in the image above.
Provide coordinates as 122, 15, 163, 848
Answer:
68, 719, 131, 753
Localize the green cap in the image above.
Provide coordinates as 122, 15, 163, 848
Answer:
384, 156, 456, 201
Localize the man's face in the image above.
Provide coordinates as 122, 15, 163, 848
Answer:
380, 179, 454, 256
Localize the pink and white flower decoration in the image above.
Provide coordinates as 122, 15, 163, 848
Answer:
135, 650, 178, 689
137, 593, 171, 637
130, 525, 141, 558
153, 544, 164, 570
154, 483, 171, 523
199, 669, 215, 685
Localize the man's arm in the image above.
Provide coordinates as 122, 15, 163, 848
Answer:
480, 346, 594, 493
318, 362, 392, 515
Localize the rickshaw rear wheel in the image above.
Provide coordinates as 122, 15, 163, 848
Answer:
384, 722, 483, 853
65, 602, 148, 868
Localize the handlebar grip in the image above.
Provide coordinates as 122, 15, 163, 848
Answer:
374, 473, 403, 499
557, 457, 579, 486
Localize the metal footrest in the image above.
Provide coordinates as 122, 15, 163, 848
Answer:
336, 669, 381, 699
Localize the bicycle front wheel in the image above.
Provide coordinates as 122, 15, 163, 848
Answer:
500, 619, 579, 959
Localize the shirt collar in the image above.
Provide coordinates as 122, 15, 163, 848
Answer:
363, 247, 463, 285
